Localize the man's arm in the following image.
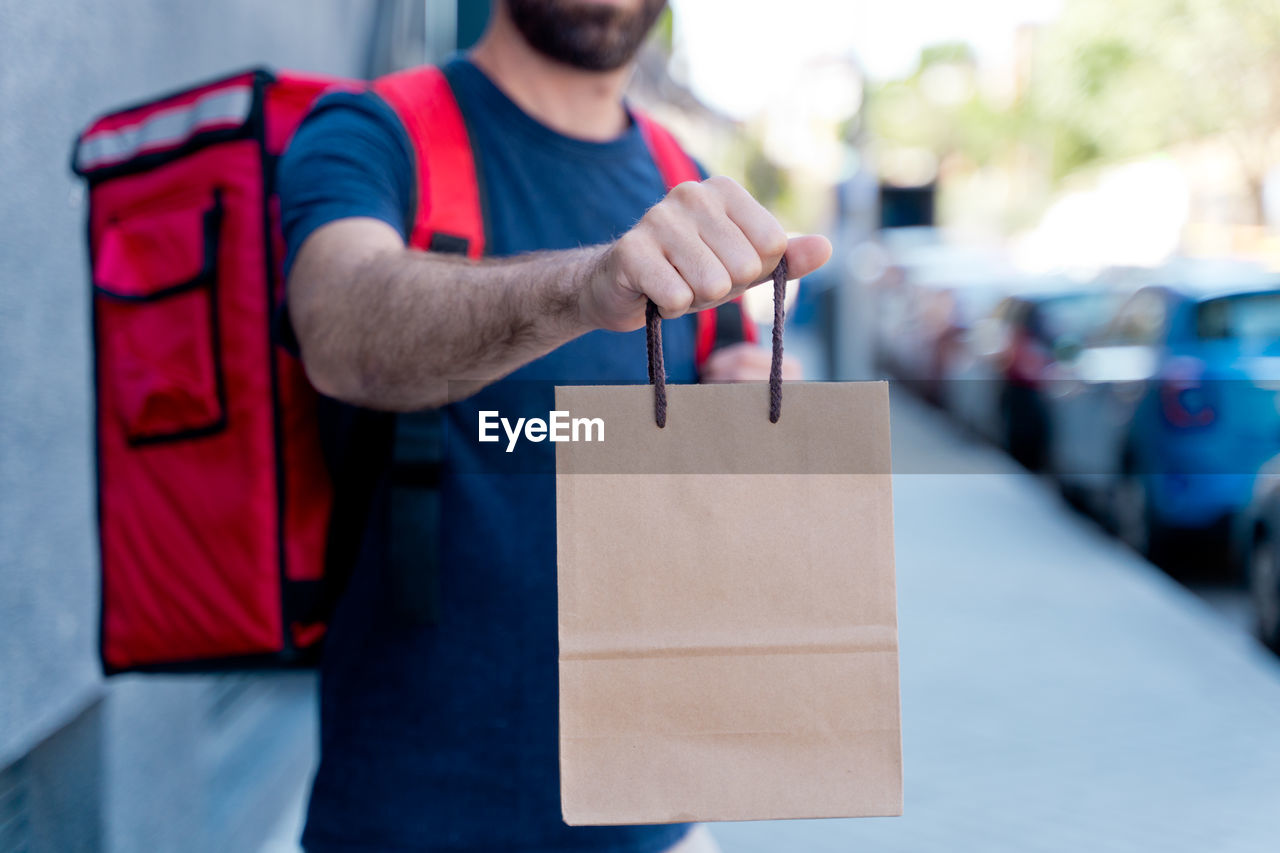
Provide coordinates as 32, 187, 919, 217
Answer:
288, 176, 831, 411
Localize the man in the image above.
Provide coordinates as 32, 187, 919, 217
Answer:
280, 0, 831, 850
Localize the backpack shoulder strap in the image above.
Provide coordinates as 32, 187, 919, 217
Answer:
363, 67, 483, 628
633, 108, 701, 187
632, 108, 759, 366
372, 66, 485, 259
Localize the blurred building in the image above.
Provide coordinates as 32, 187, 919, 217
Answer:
0, 2, 462, 851
626, 24, 742, 189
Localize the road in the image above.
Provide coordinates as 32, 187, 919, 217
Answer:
264, 389, 1280, 853
711, 390, 1280, 853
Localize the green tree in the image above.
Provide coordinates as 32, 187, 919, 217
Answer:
1031, 0, 1280, 222
866, 42, 1028, 176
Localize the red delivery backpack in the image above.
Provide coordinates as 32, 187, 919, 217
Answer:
73, 66, 752, 675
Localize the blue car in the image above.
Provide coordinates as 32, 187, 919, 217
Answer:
1044, 264, 1280, 563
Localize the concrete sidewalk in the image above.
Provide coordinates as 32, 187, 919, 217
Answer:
712, 393, 1280, 852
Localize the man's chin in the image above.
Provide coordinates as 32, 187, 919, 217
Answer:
506, 0, 666, 72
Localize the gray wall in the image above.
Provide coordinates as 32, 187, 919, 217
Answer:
0, 1, 388, 850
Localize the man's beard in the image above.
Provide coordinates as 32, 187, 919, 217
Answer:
506, 0, 668, 72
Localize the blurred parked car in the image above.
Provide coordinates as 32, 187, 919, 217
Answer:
922, 283, 1007, 405
1044, 262, 1280, 563
1239, 458, 1280, 650
944, 282, 1121, 469
871, 236, 1010, 399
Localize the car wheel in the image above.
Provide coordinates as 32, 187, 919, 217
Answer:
1112, 471, 1148, 554
1112, 470, 1163, 560
1002, 389, 1046, 471
1000, 393, 1026, 466
1248, 530, 1280, 651
1056, 476, 1090, 514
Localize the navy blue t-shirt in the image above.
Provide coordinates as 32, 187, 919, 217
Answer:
279, 58, 701, 853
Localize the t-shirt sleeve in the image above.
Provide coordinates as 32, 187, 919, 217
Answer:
275, 90, 415, 353
277, 90, 415, 278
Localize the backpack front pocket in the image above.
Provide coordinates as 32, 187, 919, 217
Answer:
94, 192, 224, 444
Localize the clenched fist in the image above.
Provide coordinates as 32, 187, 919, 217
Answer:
579, 176, 832, 332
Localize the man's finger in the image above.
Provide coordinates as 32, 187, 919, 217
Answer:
658, 220, 733, 306
774, 234, 832, 282
697, 214, 763, 287
703, 233, 832, 309
709, 177, 789, 272
640, 258, 695, 319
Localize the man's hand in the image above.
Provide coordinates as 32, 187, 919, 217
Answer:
700, 342, 803, 383
580, 176, 831, 332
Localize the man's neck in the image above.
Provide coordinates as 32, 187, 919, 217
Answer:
468, 9, 632, 142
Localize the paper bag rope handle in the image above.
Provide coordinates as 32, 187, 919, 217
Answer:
646, 256, 788, 428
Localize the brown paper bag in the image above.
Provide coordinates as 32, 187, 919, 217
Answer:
555, 376, 901, 826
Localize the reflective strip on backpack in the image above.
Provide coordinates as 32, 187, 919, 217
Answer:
76, 85, 254, 172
